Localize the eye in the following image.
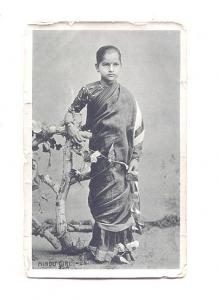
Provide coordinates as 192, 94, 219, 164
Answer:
114, 63, 119, 66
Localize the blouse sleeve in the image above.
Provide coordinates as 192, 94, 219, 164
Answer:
68, 86, 90, 114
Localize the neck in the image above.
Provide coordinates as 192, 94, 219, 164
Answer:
100, 78, 117, 87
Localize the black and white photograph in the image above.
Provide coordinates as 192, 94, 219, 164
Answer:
25, 22, 186, 278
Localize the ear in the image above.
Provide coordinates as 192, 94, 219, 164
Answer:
95, 63, 99, 72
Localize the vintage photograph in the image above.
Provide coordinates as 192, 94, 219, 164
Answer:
25, 23, 186, 278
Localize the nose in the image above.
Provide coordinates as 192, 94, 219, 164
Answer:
109, 64, 114, 72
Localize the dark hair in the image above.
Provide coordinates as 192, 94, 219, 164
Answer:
96, 45, 122, 66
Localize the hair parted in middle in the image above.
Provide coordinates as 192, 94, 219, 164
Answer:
96, 45, 122, 66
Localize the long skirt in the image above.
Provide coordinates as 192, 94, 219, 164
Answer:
88, 159, 139, 262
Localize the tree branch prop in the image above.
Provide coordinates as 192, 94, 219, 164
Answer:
32, 217, 61, 249
32, 120, 93, 253
38, 174, 60, 196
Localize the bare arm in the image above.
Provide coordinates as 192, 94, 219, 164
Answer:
64, 111, 74, 124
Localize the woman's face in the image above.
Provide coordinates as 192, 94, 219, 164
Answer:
96, 50, 122, 84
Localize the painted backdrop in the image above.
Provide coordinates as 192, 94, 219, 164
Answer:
32, 30, 180, 224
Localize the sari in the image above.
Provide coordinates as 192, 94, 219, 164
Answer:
68, 81, 144, 262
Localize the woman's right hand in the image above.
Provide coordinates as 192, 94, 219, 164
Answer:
67, 123, 92, 144
67, 123, 84, 144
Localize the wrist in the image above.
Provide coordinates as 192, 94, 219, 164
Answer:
131, 156, 140, 162
66, 122, 74, 127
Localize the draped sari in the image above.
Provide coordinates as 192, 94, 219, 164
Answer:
68, 81, 144, 262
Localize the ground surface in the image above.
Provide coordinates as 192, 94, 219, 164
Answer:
32, 225, 179, 269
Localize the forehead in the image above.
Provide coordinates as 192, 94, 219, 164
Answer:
102, 50, 120, 62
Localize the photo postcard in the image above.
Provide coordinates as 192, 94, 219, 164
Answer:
24, 22, 186, 278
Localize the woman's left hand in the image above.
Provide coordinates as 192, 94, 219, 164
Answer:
127, 158, 139, 174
